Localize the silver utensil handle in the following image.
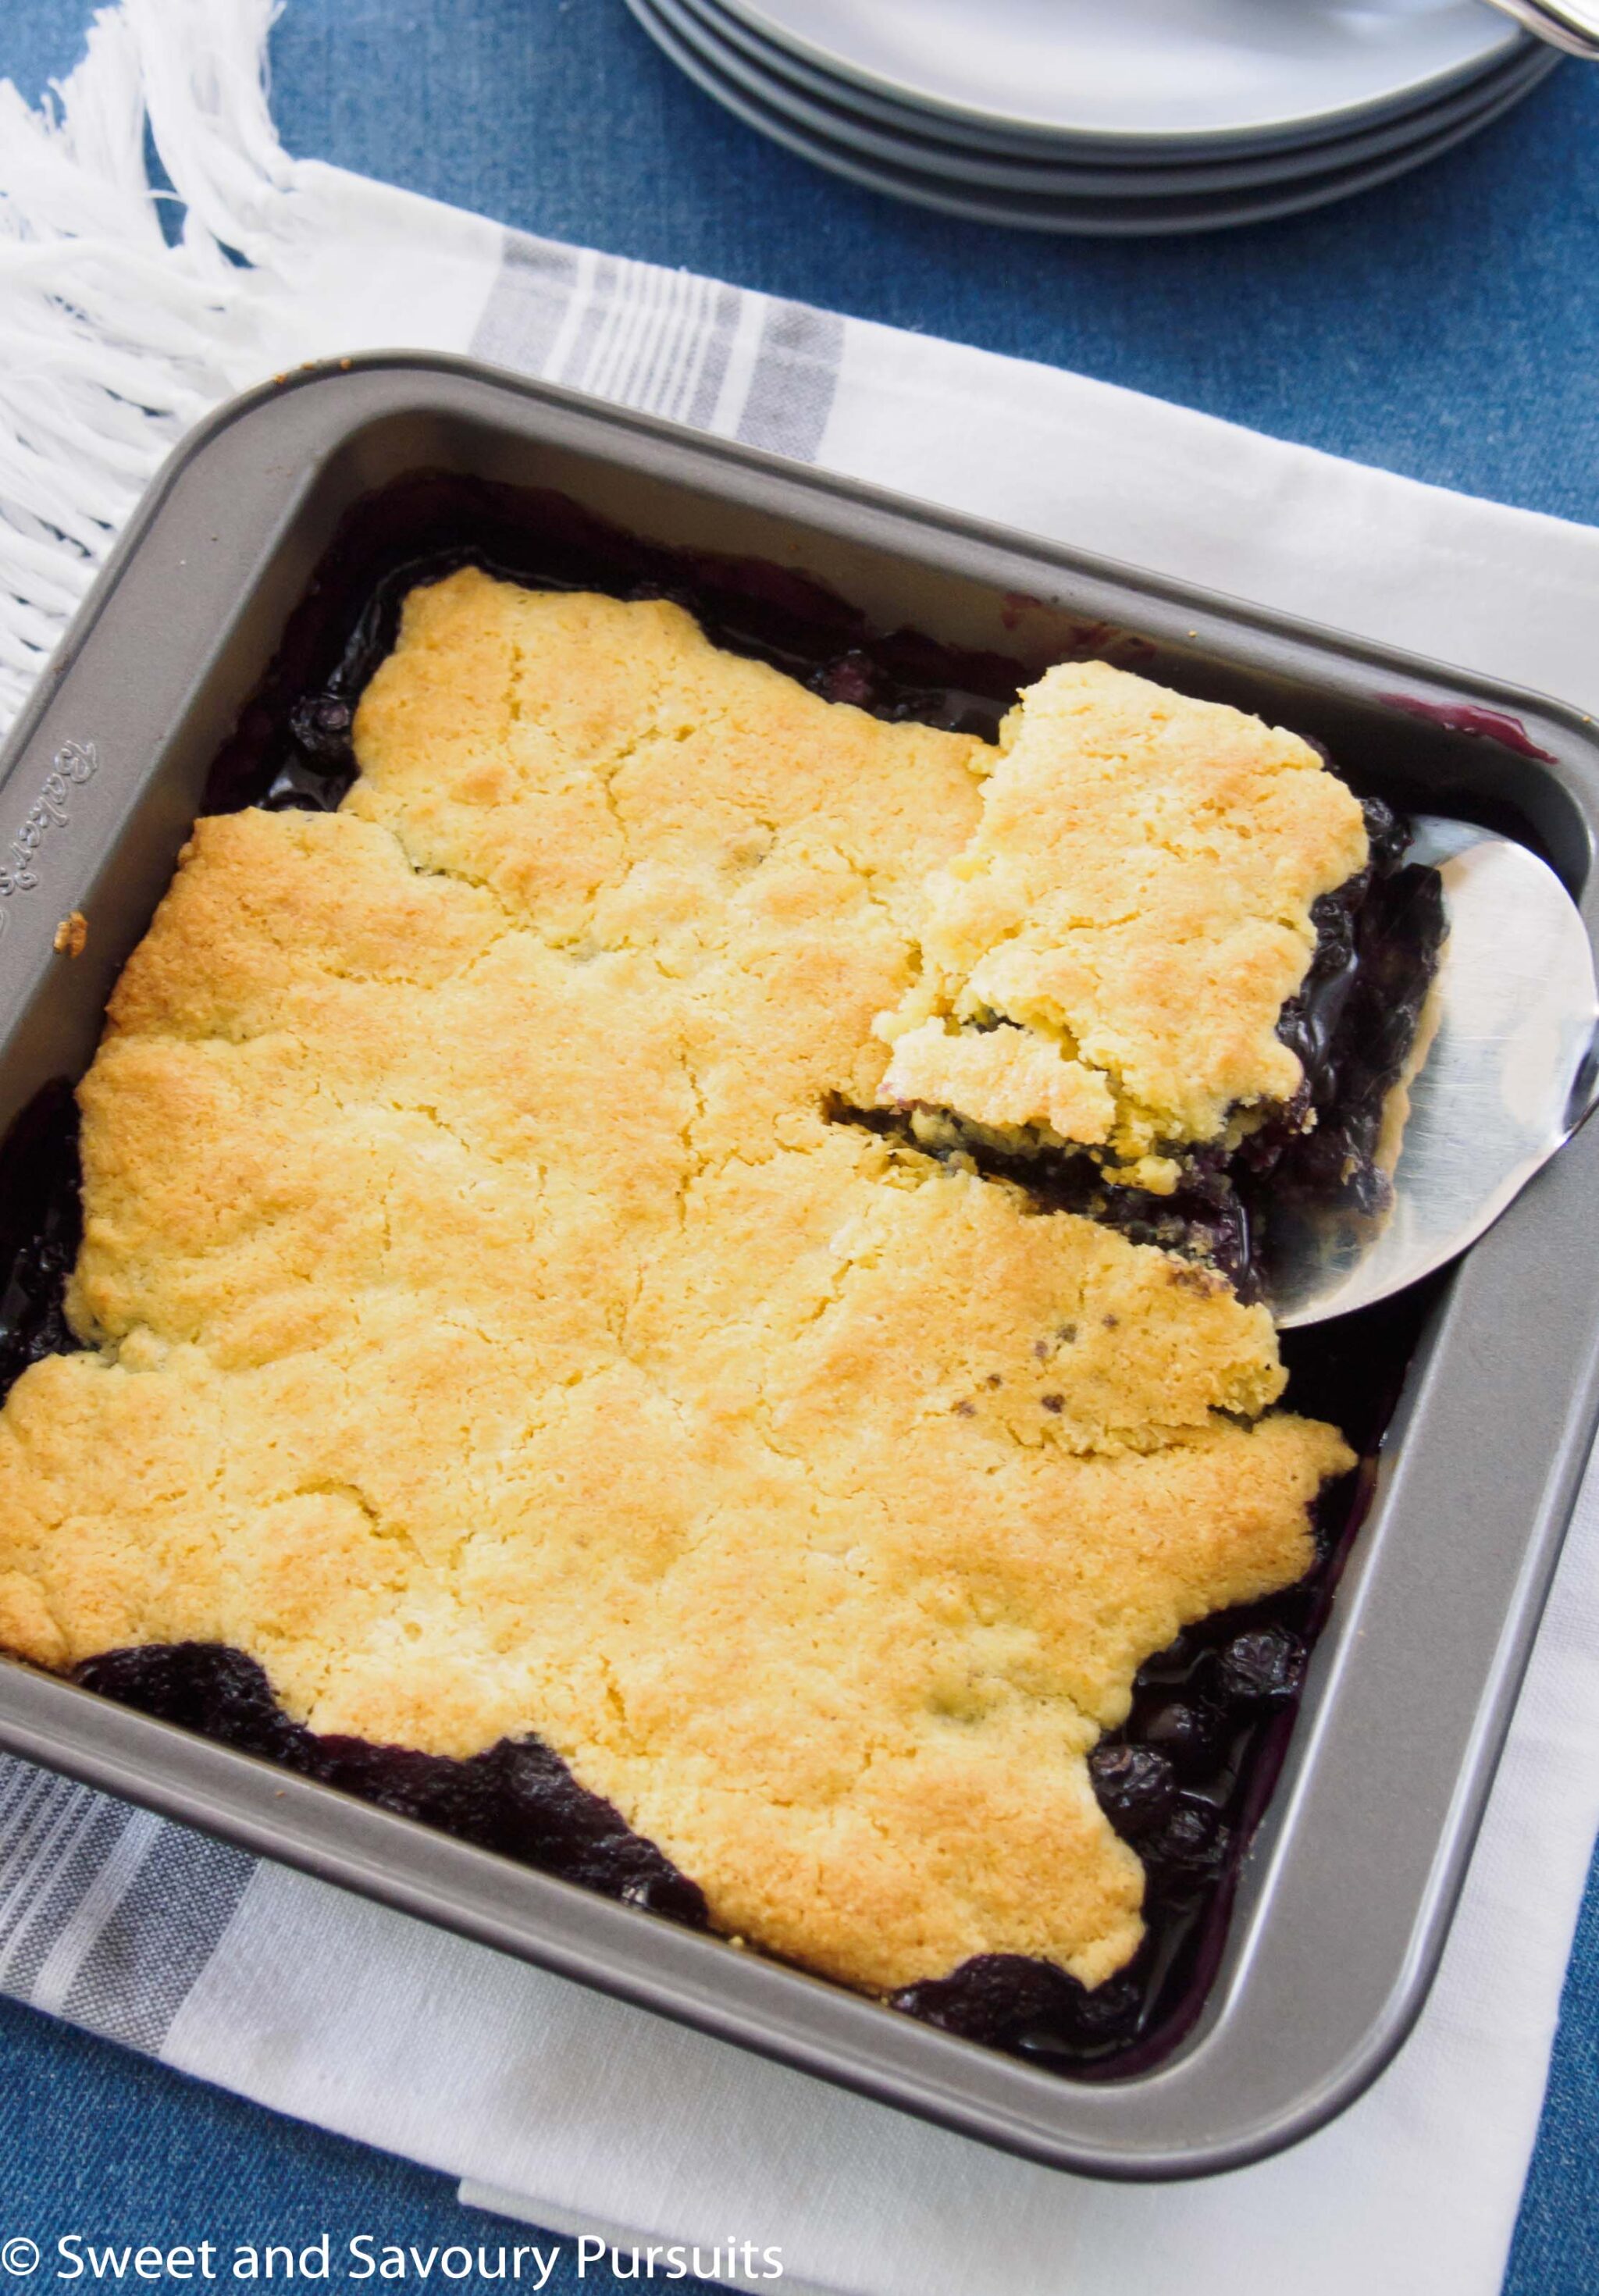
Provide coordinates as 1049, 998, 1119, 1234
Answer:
1483, 0, 1599, 58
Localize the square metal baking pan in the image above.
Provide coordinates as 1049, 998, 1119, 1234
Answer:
2, 354, 1597, 2181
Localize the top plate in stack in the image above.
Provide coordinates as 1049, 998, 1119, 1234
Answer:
623, 0, 1561, 232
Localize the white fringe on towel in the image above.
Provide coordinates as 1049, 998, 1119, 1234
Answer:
0, 0, 850, 754
0, 0, 849, 754
0, 0, 316, 732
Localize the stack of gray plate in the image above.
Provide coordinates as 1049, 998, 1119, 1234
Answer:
623, 0, 1561, 233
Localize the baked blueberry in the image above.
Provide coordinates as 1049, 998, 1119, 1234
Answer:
1139, 1696, 1227, 1780
1217, 1626, 1306, 1705
1141, 1798, 1231, 1881
1088, 1743, 1178, 1837
288, 691, 356, 763
891, 1953, 1140, 2054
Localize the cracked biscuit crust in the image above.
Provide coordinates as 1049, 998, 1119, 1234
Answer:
877, 659, 1370, 1191
0, 572, 1351, 1995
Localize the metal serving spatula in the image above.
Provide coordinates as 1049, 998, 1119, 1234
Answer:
1270, 818, 1599, 1326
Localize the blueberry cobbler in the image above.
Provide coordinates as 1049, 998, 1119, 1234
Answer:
0, 549, 1444, 2069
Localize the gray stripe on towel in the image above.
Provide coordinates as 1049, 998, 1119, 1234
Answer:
686, 282, 743, 430
0, 1767, 125, 1994
562, 253, 625, 400
737, 301, 845, 463
472, 237, 843, 462
61, 1821, 254, 2053
0, 1752, 254, 2054
470, 232, 582, 379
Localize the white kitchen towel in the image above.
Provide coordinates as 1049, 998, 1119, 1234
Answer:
2, 7, 1597, 2294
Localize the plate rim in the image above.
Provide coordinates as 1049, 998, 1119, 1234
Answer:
664, 0, 1557, 196
629, 0, 1558, 234
711, 0, 1530, 150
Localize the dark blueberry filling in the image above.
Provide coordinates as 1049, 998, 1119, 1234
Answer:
207, 472, 1035, 824
1244, 804, 1445, 1226
0, 1083, 84, 1398
894, 1954, 1145, 2058
0, 472, 1451, 2080
73, 1643, 708, 1926
889, 1628, 1267, 2070
832, 1098, 1261, 1295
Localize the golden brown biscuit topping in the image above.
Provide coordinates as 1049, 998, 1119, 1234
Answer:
0, 573, 1353, 1995
877, 660, 1369, 1192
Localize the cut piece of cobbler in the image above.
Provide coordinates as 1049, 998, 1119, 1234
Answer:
0, 575, 1356, 2007
876, 660, 1370, 1194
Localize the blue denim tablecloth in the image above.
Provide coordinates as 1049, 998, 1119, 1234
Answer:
2, 2, 1597, 2288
